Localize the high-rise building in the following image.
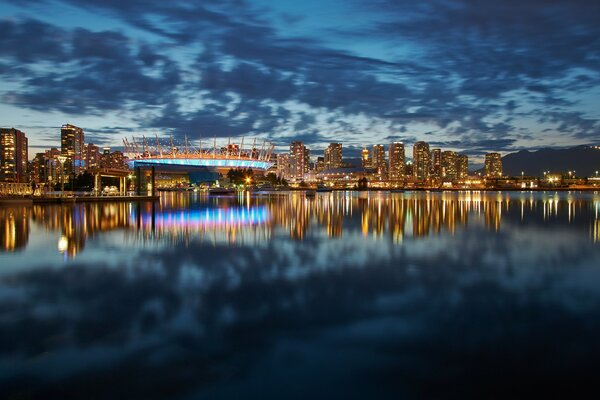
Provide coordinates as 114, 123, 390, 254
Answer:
316, 156, 325, 173
441, 151, 458, 181
430, 148, 441, 178
0, 128, 28, 183
84, 143, 100, 170
276, 153, 290, 179
372, 145, 386, 179
324, 143, 342, 170
412, 141, 430, 181
303, 147, 310, 174
61, 124, 85, 177
388, 142, 405, 181
484, 153, 502, 178
99, 148, 127, 170
32, 153, 47, 185
45, 148, 61, 185
457, 154, 468, 179
289, 141, 306, 181
361, 147, 372, 168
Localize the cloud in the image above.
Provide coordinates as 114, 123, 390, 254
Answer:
0, 0, 599, 155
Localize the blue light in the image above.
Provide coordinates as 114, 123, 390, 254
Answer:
138, 206, 270, 228
129, 157, 273, 170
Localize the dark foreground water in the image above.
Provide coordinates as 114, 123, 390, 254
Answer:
1, 190, 600, 399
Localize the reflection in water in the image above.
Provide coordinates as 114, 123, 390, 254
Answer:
1, 191, 600, 398
0, 207, 29, 251
1, 191, 599, 255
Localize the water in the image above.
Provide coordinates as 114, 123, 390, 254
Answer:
1, 190, 600, 398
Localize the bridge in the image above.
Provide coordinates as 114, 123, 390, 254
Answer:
123, 136, 274, 171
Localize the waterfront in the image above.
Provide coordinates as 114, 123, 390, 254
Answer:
2, 191, 600, 398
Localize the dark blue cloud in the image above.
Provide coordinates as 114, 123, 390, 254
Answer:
0, 0, 598, 154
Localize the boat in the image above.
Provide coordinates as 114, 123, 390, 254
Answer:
316, 185, 333, 192
208, 187, 237, 195
305, 189, 316, 197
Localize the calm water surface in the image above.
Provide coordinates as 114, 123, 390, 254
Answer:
1, 191, 600, 398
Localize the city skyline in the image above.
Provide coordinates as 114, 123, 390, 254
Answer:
0, 1, 599, 162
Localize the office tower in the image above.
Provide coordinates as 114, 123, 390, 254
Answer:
457, 154, 468, 179
430, 148, 441, 178
324, 143, 342, 170
84, 143, 100, 170
61, 124, 85, 177
388, 142, 405, 181
276, 153, 290, 179
441, 151, 458, 181
289, 141, 306, 181
412, 141, 430, 180
372, 144, 386, 179
0, 128, 28, 183
484, 152, 503, 178
361, 147, 372, 168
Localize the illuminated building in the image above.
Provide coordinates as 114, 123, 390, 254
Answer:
441, 151, 457, 181
290, 141, 306, 181
0, 128, 28, 183
324, 143, 342, 170
430, 148, 441, 178
484, 152, 503, 178
304, 147, 310, 174
361, 147, 372, 168
45, 148, 61, 185
412, 141, 430, 181
388, 142, 405, 181
32, 153, 46, 185
372, 144, 386, 179
61, 124, 85, 177
317, 167, 370, 187
457, 154, 468, 179
276, 153, 290, 179
99, 147, 128, 170
84, 143, 100, 170
316, 156, 325, 173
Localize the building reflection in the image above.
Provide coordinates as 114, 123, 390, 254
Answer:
0, 207, 29, 251
2, 191, 599, 257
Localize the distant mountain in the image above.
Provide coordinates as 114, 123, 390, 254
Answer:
502, 145, 600, 177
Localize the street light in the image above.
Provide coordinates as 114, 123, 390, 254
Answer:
57, 155, 67, 197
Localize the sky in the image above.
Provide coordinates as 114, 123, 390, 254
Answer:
0, 0, 599, 163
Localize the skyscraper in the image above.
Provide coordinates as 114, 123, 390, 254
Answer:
484, 153, 502, 178
0, 128, 28, 183
289, 141, 306, 181
430, 148, 441, 178
388, 142, 405, 181
61, 124, 85, 177
412, 141, 430, 181
324, 143, 342, 170
372, 144, 386, 179
441, 150, 457, 181
457, 154, 468, 179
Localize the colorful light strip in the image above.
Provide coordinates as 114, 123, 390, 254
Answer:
130, 158, 273, 170
137, 206, 270, 228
